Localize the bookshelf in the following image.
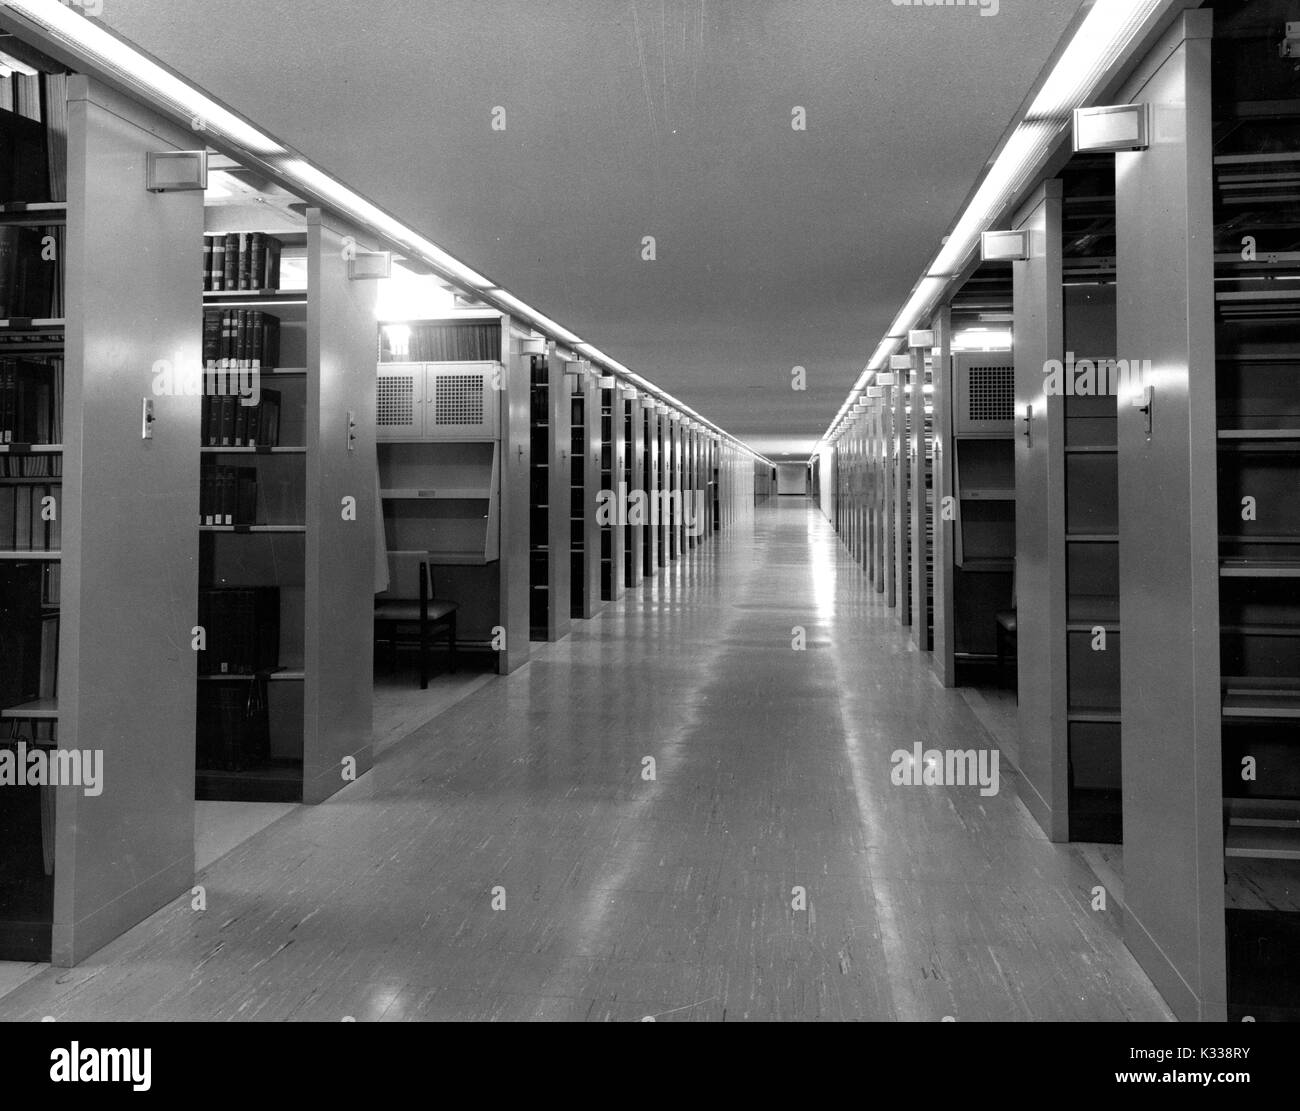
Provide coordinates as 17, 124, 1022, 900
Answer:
1211, 11, 1300, 1021
622, 387, 643, 588
908, 345, 936, 650
569, 362, 601, 619
1062, 276, 1121, 844
1111, 9, 1225, 1022
665, 413, 679, 563
527, 347, 570, 641
598, 376, 623, 602
642, 402, 658, 577
655, 407, 668, 567
1007, 170, 1123, 847
0, 68, 206, 965
198, 201, 379, 805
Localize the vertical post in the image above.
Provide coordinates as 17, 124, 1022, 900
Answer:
1011, 180, 1069, 840
1113, 9, 1223, 1022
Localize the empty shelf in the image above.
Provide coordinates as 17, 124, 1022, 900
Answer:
0, 699, 58, 720
1225, 825, 1300, 861
1223, 688, 1300, 720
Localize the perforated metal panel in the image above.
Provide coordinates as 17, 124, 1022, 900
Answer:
954, 354, 1015, 434
376, 364, 421, 440
433, 372, 485, 426
376, 362, 501, 441
428, 364, 499, 438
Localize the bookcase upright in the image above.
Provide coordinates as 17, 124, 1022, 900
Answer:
0, 72, 203, 965
199, 203, 379, 804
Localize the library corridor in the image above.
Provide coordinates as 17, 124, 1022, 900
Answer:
0, 501, 1170, 1022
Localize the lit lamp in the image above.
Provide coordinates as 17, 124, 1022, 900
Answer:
1072, 103, 1150, 153
980, 229, 1031, 262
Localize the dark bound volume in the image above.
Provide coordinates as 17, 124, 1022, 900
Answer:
211, 235, 226, 291
222, 233, 239, 291
0, 562, 42, 710
0, 226, 57, 320
196, 676, 270, 773
249, 233, 265, 291
0, 107, 49, 204
236, 232, 252, 291
197, 585, 280, 676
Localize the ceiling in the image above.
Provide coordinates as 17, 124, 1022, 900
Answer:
102, 0, 1086, 460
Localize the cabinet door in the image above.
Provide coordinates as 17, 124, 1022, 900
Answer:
376, 363, 423, 440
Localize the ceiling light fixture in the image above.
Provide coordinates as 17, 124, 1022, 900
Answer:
816, 0, 1177, 449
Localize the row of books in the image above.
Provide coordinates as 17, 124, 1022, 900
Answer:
201, 389, 282, 449
0, 225, 59, 322
0, 70, 68, 204
0, 358, 62, 445
203, 233, 285, 292
197, 586, 281, 676
0, 452, 60, 478
0, 562, 57, 711
197, 678, 271, 773
203, 309, 282, 369
200, 465, 259, 527
378, 320, 502, 363
0, 482, 60, 551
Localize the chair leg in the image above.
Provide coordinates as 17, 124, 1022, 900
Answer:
419, 619, 429, 691
449, 614, 457, 675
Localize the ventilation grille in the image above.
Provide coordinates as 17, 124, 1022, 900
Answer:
433, 372, 486, 426
377, 373, 416, 427
967, 364, 1014, 423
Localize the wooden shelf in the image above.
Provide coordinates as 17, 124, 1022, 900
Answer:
203, 290, 307, 307
0, 699, 58, 721
381, 487, 491, 501
199, 669, 304, 682
1220, 560, 1300, 578
198, 525, 305, 533
0, 551, 60, 561
959, 488, 1015, 501
1218, 429, 1300, 441
0, 317, 64, 330
1068, 708, 1122, 723
0, 444, 62, 455
1225, 824, 1300, 862
956, 557, 1014, 572
1223, 687, 1300, 721
200, 446, 306, 454
0, 201, 67, 225
428, 551, 496, 566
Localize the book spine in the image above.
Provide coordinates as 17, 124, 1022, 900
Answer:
223, 233, 238, 291
249, 233, 265, 294
237, 231, 251, 291
212, 236, 226, 291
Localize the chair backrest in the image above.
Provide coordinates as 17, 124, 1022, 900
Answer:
379, 551, 429, 602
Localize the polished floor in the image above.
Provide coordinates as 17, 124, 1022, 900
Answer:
0, 500, 1172, 1021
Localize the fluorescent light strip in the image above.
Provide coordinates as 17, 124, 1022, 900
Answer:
927, 121, 1062, 278
4, 0, 283, 154
5, 3, 769, 463
816, 1, 1172, 452
1027, 0, 1170, 119
485, 288, 583, 346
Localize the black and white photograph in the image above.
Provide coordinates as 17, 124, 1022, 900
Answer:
0, 0, 1296, 1083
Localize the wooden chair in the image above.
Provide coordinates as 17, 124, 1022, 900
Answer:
374, 552, 458, 690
